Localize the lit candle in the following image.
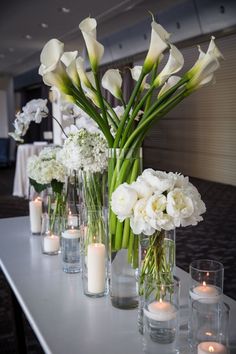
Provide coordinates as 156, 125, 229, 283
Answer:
62, 228, 80, 239
198, 342, 227, 354
29, 197, 42, 234
87, 243, 106, 294
43, 234, 60, 253
68, 212, 78, 227
144, 299, 177, 321
190, 282, 221, 303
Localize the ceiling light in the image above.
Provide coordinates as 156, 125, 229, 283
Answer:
60, 7, 70, 13
25, 34, 32, 40
8, 47, 14, 52
0, 54, 5, 59
41, 23, 48, 28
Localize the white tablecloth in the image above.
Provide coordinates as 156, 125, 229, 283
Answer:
13, 143, 47, 198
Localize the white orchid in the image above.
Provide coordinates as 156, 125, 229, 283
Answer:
158, 76, 181, 98
143, 19, 170, 73
23, 99, 48, 123
154, 45, 184, 86
79, 17, 104, 71
111, 183, 138, 221
186, 37, 223, 90
102, 69, 122, 99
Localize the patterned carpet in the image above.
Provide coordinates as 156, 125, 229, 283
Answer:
0, 166, 236, 353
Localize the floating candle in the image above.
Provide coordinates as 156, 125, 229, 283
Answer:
144, 299, 177, 321
198, 341, 227, 354
190, 282, 221, 303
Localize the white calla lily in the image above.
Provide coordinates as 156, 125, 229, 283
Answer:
154, 44, 184, 86
39, 38, 64, 74
131, 66, 150, 89
61, 51, 78, 67
79, 17, 104, 71
75, 57, 93, 89
143, 19, 170, 73
186, 37, 223, 90
66, 59, 80, 86
158, 76, 181, 98
102, 69, 122, 99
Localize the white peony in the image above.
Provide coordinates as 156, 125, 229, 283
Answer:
141, 169, 174, 193
111, 183, 138, 221
166, 188, 195, 227
130, 198, 155, 235
131, 176, 154, 198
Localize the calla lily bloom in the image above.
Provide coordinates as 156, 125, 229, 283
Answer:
76, 57, 93, 89
39, 38, 64, 75
61, 51, 78, 67
102, 69, 122, 99
158, 76, 181, 98
130, 66, 150, 89
66, 59, 80, 86
154, 45, 184, 86
143, 19, 170, 73
186, 37, 223, 90
79, 17, 104, 71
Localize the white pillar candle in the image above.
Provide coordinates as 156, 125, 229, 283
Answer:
87, 243, 106, 294
29, 197, 42, 234
67, 214, 78, 227
43, 235, 60, 253
144, 299, 177, 321
198, 342, 227, 354
190, 282, 221, 303
62, 228, 80, 239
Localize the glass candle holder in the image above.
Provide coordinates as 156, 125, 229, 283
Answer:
41, 213, 63, 255
189, 260, 224, 304
81, 209, 108, 297
143, 275, 180, 354
189, 299, 229, 353
61, 213, 81, 273
29, 195, 43, 235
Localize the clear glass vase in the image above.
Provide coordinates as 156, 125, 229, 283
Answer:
108, 147, 142, 309
81, 170, 107, 211
138, 229, 176, 334
81, 209, 108, 297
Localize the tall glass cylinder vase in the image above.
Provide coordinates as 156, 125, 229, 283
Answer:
138, 229, 176, 333
81, 170, 107, 211
108, 147, 142, 309
65, 170, 80, 216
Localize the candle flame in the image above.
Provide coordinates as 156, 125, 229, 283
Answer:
205, 332, 212, 336
203, 281, 206, 286
206, 272, 209, 277
208, 346, 214, 352
69, 210, 72, 216
159, 298, 163, 303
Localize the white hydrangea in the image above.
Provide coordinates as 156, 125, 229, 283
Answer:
111, 169, 206, 236
27, 146, 66, 185
58, 128, 108, 173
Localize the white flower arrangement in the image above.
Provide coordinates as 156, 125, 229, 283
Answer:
27, 146, 66, 186
57, 128, 108, 173
111, 168, 206, 236
9, 99, 48, 142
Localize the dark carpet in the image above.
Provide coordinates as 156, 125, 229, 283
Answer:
0, 166, 236, 353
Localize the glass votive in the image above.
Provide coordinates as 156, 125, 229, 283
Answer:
41, 213, 62, 255
143, 275, 180, 354
189, 299, 229, 353
81, 209, 108, 297
189, 260, 224, 304
61, 213, 81, 273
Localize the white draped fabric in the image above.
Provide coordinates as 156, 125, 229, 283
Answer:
13, 143, 47, 198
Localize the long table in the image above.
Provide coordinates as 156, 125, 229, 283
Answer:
0, 216, 235, 354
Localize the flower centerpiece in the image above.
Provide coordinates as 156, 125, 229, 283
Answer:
27, 146, 67, 232
38, 14, 222, 308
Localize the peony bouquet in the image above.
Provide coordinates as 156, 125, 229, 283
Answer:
111, 169, 206, 289
38, 15, 222, 266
